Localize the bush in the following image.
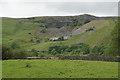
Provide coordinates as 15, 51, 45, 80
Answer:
40, 24, 44, 27
2, 44, 26, 59
25, 63, 31, 68
49, 45, 68, 54
28, 33, 31, 35
41, 27, 47, 33
11, 42, 20, 49
51, 49, 57, 55
69, 43, 90, 55
70, 23, 76, 27
12, 49, 26, 59
86, 27, 94, 32
30, 38, 34, 43
40, 54, 45, 57
92, 46, 105, 55
77, 22, 82, 26
49, 43, 90, 56
31, 49, 38, 57
58, 36, 64, 41
55, 54, 62, 57
105, 21, 119, 57
2, 45, 13, 60
71, 49, 81, 54
70, 19, 78, 27
84, 18, 91, 24
36, 40, 40, 43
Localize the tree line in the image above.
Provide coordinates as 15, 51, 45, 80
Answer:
49, 43, 105, 57
2, 42, 26, 60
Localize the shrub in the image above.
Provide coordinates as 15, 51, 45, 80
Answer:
40, 24, 44, 27
51, 49, 57, 55
11, 42, 20, 49
2, 44, 26, 59
41, 27, 47, 33
86, 27, 94, 32
31, 49, 36, 52
12, 49, 26, 59
105, 21, 119, 57
70, 23, 76, 27
92, 46, 105, 55
69, 43, 90, 55
70, 19, 78, 27
25, 63, 31, 68
2, 45, 13, 60
55, 54, 62, 57
84, 18, 91, 24
71, 49, 81, 54
31, 49, 38, 57
36, 40, 40, 43
49, 43, 90, 56
30, 38, 34, 43
77, 22, 82, 26
58, 36, 64, 41
49, 45, 68, 54
28, 33, 31, 35
40, 54, 45, 57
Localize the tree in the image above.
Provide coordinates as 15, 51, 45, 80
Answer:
34, 51, 38, 57
40, 24, 44, 27
40, 54, 45, 57
30, 38, 34, 43
31, 49, 38, 57
58, 36, 64, 41
2, 45, 13, 60
106, 21, 119, 56
51, 49, 57, 55
70, 19, 78, 27
92, 46, 105, 55
11, 42, 20, 49
36, 40, 40, 43
79, 43, 90, 55
2, 44, 26, 59
12, 49, 26, 58
86, 27, 94, 32
48, 43, 90, 56
69, 43, 90, 55
41, 27, 47, 33
71, 49, 81, 54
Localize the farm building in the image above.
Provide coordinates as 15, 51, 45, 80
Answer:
49, 37, 59, 41
49, 36, 69, 41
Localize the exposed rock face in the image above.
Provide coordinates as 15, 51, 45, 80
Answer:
72, 28, 86, 35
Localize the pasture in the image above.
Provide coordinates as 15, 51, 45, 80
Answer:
2, 60, 118, 78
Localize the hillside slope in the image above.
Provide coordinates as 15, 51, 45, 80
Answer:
2, 14, 116, 57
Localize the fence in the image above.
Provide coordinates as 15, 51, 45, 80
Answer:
59, 56, 120, 62
6, 56, 120, 62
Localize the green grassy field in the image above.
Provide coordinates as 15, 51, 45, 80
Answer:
2, 60, 118, 78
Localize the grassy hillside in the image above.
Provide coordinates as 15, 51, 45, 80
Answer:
2, 14, 117, 57
2, 60, 118, 78
26, 20, 115, 51
72, 20, 114, 47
